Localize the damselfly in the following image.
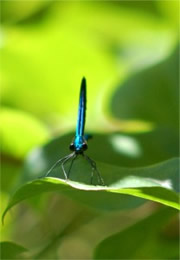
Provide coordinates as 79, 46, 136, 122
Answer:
46, 78, 104, 185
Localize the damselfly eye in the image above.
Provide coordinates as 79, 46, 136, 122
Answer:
82, 142, 88, 151
69, 143, 75, 151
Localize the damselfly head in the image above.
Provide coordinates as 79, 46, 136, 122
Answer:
69, 137, 88, 154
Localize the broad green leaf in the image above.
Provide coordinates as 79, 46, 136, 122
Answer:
94, 207, 179, 259
2, 157, 179, 222
111, 46, 179, 132
22, 132, 178, 180
0, 107, 50, 159
21, 132, 179, 192
0, 241, 27, 259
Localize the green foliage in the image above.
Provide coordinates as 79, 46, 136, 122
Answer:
1, 1, 177, 125
2, 157, 179, 223
111, 46, 179, 131
94, 207, 179, 259
0, 1, 179, 259
0, 241, 27, 259
1, 1, 51, 23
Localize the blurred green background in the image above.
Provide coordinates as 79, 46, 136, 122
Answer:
0, 1, 179, 259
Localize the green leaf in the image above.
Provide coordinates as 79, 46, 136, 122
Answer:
0, 107, 50, 159
22, 131, 178, 181
94, 207, 179, 259
0, 241, 27, 259
2, 157, 179, 222
111, 46, 179, 132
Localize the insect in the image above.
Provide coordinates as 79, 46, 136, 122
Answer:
45, 77, 104, 185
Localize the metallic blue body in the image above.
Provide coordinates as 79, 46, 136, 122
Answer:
74, 77, 87, 152
76, 77, 86, 136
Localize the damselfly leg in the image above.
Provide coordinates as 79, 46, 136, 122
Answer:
83, 154, 104, 185
61, 153, 75, 179
46, 153, 75, 180
67, 154, 77, 179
